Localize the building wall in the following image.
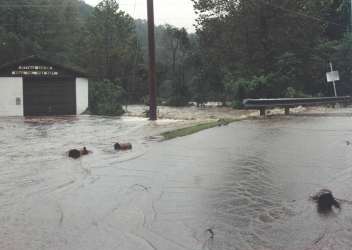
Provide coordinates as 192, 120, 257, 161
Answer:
76, 78, 89, 114
0, 77, 23, 116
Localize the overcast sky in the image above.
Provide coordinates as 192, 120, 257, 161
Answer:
83, 0, 197, 32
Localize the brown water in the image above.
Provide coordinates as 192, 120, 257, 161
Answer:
1, 115, 352, 250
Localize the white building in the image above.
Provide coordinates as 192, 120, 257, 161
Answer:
0, 56, 89, 116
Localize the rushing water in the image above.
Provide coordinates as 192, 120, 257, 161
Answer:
1, 115, 352, 250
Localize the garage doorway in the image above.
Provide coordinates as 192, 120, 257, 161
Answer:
23, 78, 76, 116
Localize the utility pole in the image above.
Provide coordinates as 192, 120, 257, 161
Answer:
147, 0, 157, 120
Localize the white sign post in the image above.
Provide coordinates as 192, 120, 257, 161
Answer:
326, 62, 339, 97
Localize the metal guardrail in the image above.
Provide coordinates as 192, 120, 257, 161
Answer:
242, 96, 352, 116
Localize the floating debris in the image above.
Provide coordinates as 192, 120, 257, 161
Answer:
68, 147, 92, 159
114, 143, 132, 151
217, 118, 230, 126
205, 228, 215, 239
68, 149, 81, 159
80, 147, 91, 155
311, 189, 340, 213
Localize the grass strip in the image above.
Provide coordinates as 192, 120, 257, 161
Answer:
161, 118, 237, 141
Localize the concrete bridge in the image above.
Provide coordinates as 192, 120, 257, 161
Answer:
243, 96, 352, 116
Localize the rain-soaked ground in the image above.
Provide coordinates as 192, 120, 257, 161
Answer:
1, 114, 352, 250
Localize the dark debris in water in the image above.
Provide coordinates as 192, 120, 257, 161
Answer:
68, 147, 92, 159
130, 184, 151, 192
114, 142, 132, 151
205, 228, 215, 239
311, 189, 341, 214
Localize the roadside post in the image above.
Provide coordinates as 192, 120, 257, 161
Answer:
147, 0, 157, 120
326, 62, 339, 97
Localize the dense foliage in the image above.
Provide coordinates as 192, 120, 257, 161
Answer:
191, 0, 352, 103
1, 0, 351, 113
0, 0, 144, 115
89, 79, 125, 116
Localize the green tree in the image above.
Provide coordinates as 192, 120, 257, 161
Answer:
0, 0, 87, 64
84, 0, 146, 110
85, 0, 137, 80
89, 79, 125, 116
191, 0, 350, 102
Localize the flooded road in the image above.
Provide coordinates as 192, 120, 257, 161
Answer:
1, 115, 352, 249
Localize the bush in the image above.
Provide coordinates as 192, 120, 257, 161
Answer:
165, 95, 190, 106
165, 79, 191, 107
232, 100, 243, 109
89, 79, 126, 116
142, 95, 165, 106
284, 87, 310, 98
225, 73, 275, 101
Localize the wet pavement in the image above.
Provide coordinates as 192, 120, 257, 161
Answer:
1, 115, 352, 249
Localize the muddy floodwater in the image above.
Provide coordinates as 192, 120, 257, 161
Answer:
1, 115, 352, 250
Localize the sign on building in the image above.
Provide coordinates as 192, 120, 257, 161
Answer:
11, 65, 59, 76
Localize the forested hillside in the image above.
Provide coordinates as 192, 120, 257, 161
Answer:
192, 0, 352, 104
0, 0, 351, 114
0, 0, 144, 115
0, 0, 199, 111
0, 0, 88, 64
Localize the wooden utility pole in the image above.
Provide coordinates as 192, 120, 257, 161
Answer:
147, 0, 157, 120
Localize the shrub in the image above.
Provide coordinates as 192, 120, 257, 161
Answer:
166, 80, 191, 106
89, 79, 126, 116
284, 87, 310, 98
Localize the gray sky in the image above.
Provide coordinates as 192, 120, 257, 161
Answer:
83, 0, 197, 32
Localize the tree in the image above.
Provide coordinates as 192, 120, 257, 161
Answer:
0, 0, 152, 115
89, 79, 125, 115
0, 0, 85, 64
191, 0, 350, 101
84, 0, 147, 107
85, 0, 137, 79
159, 25, 191, 105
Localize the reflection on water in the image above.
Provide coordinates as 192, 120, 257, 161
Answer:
1, 115, 352, 250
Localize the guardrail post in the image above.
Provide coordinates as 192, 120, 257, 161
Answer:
260, 108, 266, 116
285, 107, 290, 115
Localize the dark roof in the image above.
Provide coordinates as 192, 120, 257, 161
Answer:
0, 55, 87, 77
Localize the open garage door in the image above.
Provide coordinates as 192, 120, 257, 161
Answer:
23, 78, 76, 116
